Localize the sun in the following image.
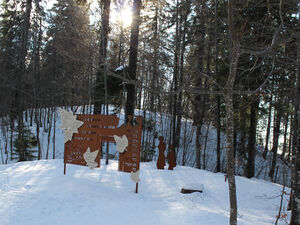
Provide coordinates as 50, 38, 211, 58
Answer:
111, 2, 133, 28
119, 7, 132, 28
88, 0, 132, 28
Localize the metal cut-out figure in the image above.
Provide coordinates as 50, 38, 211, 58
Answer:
167, 145, 176, 170
114, 135, 128, 153
59, 109, 84, 143
83, 147, 99, 169
156, 136, 166, 169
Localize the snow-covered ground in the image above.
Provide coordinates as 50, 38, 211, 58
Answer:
0, 159, 290, 225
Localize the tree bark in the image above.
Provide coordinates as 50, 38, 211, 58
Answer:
171, 0, 180, 149
175, 0, 190, 155
262, 94, 273, 159
35, 109, 41, 160
33, 0, 42, 114
280, 113, 289, 160
214, 0, 221, 173
224, 93, 238, 225
52, 109, 56, 159
45, 109, 53, 160
195, 125, 201, 169
149, 1, 159, 113
246, 98, 259, 178
94, 0, 111, 114
225, 1, 238, 223
288, 114, 293, 161
192, 0, 206, 169
269, 107, 282, 181
125, 0, 141, 120
290, 25, 300, 225
216, 96, 221, 172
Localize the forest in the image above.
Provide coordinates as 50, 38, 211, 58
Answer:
0, 0, 299, 224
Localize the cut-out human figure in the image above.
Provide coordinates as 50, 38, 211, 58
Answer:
156, 136, 166, 169
167, 145, 176, 170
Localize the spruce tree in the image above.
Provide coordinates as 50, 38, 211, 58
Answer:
42, 0, 93, 107
13, 125, 38, 162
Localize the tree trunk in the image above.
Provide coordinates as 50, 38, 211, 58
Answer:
125, 0, 141, 120
32, 0, 42, 124
203, 124, 210, 170
21, 0, 33, 111
216, 96, 221, 172
195, 125, 202, 169
9, 118, 14, 161
215, 0, 221, 173
175, 0, 191, 156
182, 113, 188, 166
246, 98, 259, 178
94, 0, 111, 114
171, 0, 180, 149
280, 113, 289, 160
149, 2, 159, 113
52, 109, 56, 159
290, 27, 300, 225
224, 93, 238, 225
45, 109, 53, 160
262, 94, 273, 159
192, 0, 206, 169
238, 120, 246, 158
288, 114, 293, 161
225, 1, 239, 223
35, 109, 41, 160
233, 125, 237, 161
269, 107, 282, 181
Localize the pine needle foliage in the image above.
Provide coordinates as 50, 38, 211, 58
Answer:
13, 125, 38, 162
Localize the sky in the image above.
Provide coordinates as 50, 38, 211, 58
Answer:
0, 0, 132, 26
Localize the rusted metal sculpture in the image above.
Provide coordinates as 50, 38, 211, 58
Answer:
63, 113, 142, 175
156, 136, 166, 169
64, 114, 119, 174
64, 138, 101, 172
167, 145, 176, 170
117, 116, 142, 173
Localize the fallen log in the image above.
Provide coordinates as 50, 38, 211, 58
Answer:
181, 188, 203, 194
180, 183, 204, 194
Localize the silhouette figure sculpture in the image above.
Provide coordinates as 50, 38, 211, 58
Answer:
156, 136, 166, 169
167, 145, 176, 170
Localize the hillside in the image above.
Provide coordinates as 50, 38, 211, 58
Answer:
0, 159, 290, 225
0, 107, 291, 186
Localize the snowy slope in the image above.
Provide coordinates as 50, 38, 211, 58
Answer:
0, 159, 290, 225
0, 107, 291, 187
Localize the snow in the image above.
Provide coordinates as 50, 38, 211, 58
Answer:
182, 183, 204, 191
0, 106, 292, 224
0, 107, 290, 186
115, 65, 126, 72
0, 159, 290, 225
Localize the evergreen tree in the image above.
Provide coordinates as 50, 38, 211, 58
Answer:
42, 0, 94, 107
13, 124, 38, 161
0, 0, 21, 117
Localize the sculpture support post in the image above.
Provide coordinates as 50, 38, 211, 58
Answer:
135, 183, 138, 194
